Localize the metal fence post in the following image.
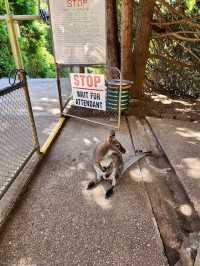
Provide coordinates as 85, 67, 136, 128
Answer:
19, 71, 40, 152
6, 15, 24, 69
56, 64, 63, 114
5, 0, 23, 69
118, 71, 122, 130
4, 0, 40, 152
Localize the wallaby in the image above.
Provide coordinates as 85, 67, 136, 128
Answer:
87, 130, 126, 198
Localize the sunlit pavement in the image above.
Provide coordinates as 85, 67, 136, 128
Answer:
28, 79, 60, 146
0, 78, 60, 145
147, 117, 200, 218
0, 119, 168, 266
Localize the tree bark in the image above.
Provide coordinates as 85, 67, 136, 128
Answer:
133, 0, 156, 98
121, 0, 134, 80
106, 0, 120, 69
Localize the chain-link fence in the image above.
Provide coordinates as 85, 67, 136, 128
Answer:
56, 65, 124, 129
0, 78, 39, 199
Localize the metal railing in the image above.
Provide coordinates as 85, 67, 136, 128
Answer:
0, 70, 40, 200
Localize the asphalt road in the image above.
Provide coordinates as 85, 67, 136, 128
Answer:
0, 78, 62, 199
0, 78, 62, 146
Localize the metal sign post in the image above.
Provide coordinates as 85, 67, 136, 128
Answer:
48, 0, 123, 130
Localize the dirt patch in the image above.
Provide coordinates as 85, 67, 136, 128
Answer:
128, 93, 200, 122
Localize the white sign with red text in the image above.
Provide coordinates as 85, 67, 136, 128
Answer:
70, 73, 106, 111
49, 0, 106, 65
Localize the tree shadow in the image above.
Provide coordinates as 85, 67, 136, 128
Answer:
129, 92, 200, 122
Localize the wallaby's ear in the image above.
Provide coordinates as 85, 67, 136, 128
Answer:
109, 130, 115, 142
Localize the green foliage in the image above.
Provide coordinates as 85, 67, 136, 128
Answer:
0, 1, 13, 77
0, 0, 5, 14
9, 0, 37, 15
0, 22, 14, 77
87, 66, 105, 75
25, 47, 55, 78
19, 20, 55, 77
148, 0, 200, 98
0, 0, 55, 78
185, 0, 196, 11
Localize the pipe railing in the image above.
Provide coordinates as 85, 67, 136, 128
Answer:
0, 15, 41, 21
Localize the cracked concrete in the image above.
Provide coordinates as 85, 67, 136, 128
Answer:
147, 117, 200, 217
0, 119, 168, 266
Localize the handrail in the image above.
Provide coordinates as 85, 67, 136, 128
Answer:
0, 15, 41, 21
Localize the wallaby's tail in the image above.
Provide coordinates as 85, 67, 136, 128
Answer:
122, 152, 151, 175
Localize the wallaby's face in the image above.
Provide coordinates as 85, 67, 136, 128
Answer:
109, 131, 126, 154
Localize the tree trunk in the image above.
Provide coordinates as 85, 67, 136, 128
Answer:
133, 0, 156, 98
121, 0, 134, 80
106, 0, 120, 69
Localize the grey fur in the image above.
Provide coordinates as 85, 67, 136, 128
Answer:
87, 131, 126, 198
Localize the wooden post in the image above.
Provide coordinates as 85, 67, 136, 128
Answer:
107, 0, 120, 69
4, 0, 24, 69
121, 0, 134, 80
133, 0, 156, 98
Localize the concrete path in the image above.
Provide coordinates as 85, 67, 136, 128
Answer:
0, 78, 61, 145
0, 78, 60, 198
0, 119, 167, 266
28, 79, 61, 146
147, 117, 200, 216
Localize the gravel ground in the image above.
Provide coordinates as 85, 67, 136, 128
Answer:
0, 119, 168, 266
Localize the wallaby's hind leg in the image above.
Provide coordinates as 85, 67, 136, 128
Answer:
105, 173, 117, 199
87, 180, 98, 190
87, 166, 103, 190
87, 176, 102, 190
105, 186, 114, 199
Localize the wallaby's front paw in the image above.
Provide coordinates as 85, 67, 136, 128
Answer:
102, 167, 107, 172
105, 188, 114, 199
87, 181, 96, 190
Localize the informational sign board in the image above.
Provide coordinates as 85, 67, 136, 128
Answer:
49, 0, 106, 65
70, 73, 106, 111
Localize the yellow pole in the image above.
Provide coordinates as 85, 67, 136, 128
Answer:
5, 0, 23, 69
4, 0, 66, 155
40, 117, 66, 154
